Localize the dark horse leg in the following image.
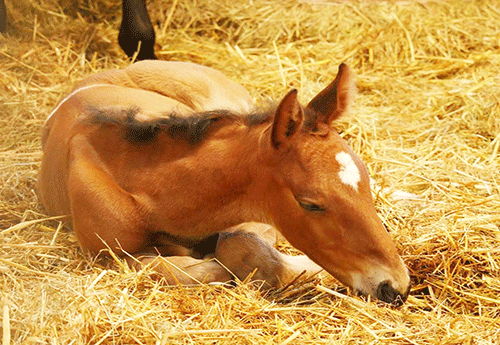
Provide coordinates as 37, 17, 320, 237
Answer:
0, 0, 6, 33
0, 0, 157, 60
118, 0, 157, 60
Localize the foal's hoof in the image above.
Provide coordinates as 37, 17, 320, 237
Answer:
215, 230, 285, 288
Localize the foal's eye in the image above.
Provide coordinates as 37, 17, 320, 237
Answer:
298, 200, 326, 213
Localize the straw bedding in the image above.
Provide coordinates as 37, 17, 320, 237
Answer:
1, 0, 499, 343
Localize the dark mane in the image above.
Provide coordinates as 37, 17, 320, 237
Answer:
87, 106, 272, 144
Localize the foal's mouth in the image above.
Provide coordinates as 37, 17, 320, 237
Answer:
354, 281, 411, 306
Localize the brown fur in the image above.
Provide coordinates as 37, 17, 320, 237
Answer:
37, 61, 410, 303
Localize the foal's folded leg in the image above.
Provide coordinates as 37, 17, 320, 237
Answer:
126, 255, 233, 285
215, 228, 323, 289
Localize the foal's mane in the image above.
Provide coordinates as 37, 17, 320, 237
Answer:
87, 106, 272, 144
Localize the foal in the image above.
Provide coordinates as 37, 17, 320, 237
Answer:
37, 60, 410, 304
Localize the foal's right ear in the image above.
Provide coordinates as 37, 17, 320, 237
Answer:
271, 89, 304, 150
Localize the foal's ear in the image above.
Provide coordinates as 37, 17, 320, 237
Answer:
271, 89, 304, 150
306, 63, 355, 125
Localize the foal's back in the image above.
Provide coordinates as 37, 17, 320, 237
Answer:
37, 61, 254, 216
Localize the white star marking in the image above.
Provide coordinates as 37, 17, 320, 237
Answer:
335, 151, 360, 191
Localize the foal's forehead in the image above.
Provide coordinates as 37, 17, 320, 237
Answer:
301, 132, 367, 192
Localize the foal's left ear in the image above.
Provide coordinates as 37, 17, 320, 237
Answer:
306, 63, 355, 125
271, 89, 304, 150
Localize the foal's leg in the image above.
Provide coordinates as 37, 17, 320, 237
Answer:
126, 255, 232, 285
215, 227, 323, 288
127, 234, 232, 285
67, 135, 151, 254
127, 227, 322, 288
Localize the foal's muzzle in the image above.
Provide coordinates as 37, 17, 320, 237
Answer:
376, 280, 411, 306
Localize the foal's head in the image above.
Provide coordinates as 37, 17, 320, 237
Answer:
261, 64, 410, 304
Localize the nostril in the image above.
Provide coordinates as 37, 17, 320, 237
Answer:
377, 281, 394, 303
376, 280, 409, 306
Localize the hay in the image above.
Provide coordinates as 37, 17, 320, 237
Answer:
1, 0, 499, 343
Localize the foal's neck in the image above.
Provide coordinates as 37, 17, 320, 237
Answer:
195, 123, 273, 223
145, 122, 273, 238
